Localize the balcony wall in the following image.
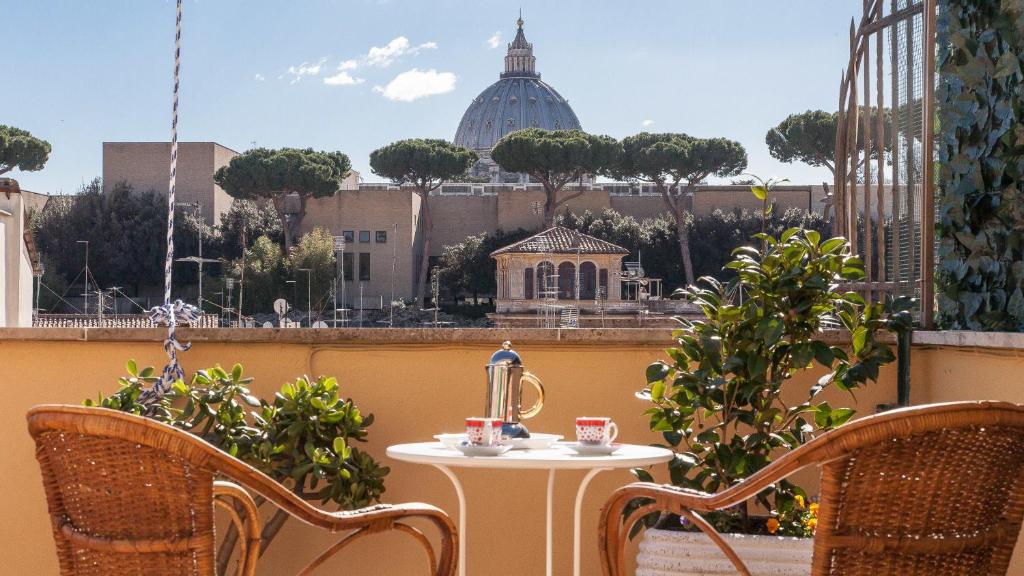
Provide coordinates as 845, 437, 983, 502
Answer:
0, 328, 1021, 575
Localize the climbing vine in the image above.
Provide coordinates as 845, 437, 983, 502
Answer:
937, 0, 1024, 330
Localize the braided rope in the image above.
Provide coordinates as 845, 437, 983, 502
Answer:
145, 0, 199, 401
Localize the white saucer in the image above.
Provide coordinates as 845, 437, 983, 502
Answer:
561, 442, 622, 456
435, 433, 564, 450
455, 443, 513, 457
434, 434, 466, 449
505, 433, 563, 450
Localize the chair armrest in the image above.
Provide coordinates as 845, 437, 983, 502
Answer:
598, 449, 823, 576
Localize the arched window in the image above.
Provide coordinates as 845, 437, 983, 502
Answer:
524, 267, 534, 299
557, 262, 576, 300
537, 261, 555, 299
579, 262, 597, 300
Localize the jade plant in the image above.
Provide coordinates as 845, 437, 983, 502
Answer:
633, 224, 913, 537
86, 363, 387, 573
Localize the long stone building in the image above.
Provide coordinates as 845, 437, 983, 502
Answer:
101, 17, 826, 310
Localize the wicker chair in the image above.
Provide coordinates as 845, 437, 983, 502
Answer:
599, 401, 1024, 576
27, 405, 457, 576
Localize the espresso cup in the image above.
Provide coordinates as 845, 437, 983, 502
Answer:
466, 417, 503, 446
576, 417, 618, 445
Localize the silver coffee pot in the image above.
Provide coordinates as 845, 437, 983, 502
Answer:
485, 341, 545, 438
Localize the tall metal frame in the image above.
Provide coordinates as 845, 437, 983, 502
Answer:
834, 0, 936, 327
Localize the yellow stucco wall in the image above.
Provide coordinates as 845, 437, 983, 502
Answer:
0, 329, 1020, 575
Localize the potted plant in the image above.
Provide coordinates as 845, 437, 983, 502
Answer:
631, 202, 912, 574
85, 363, 388, 576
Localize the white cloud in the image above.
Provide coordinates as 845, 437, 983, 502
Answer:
486, 31, 502, 49
373, 68, 457, 102
642, 119, 655, 127
286, 57, 327, 84
337, 59, 359, 71
323, 71, 365, 86
365, 37, 437, 67
254, 73, 266, 82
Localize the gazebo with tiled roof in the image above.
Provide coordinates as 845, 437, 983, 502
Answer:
491, 227, 629, 307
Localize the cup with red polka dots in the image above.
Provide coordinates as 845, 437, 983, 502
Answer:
465, 417, 503, 447
575, 417, 619, 445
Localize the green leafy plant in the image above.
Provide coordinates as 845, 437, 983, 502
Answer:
634, 218, 911, 537
937, 1, 1024, 330
85, 363, 386, 574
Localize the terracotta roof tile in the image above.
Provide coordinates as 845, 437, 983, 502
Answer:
491, 226, 629, 256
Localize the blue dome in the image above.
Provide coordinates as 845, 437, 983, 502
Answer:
453, 77, 582, 151
453, 17, 582, 153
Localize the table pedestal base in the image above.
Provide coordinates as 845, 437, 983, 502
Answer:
431, 464, 610, 576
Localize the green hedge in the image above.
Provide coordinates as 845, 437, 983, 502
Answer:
937, 0, 1024, 330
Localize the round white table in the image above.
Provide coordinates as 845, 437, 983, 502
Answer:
386, 442, 673, 576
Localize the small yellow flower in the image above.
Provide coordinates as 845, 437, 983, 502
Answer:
766, 518, 780, 534
794, 495, 805, 509
809, 502, 819, 516
806, 517, 818, 532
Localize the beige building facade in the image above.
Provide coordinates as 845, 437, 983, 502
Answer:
102, 141, 240, 225
0, 179, 41, 327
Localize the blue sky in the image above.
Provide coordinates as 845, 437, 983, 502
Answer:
5, 1, 860, 195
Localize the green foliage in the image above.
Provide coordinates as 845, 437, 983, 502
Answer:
765, 109, 891, 175
214, 147, 351, 250
491, 129, 621, 226
33, 179, 211, 297
616, 132, 748, 284
85, 363, 387, 510
617, 133, 748, 187
218, 199, 283, 260
637, 228, 908, 534
438, 228, 534, 303
370, 138, 478, 307
369, 139, 477, 189
936, 1, 1024, 330
214, 148, 351, 201
285, 227, 338, 315
0, 125, 51, 175
235, 235, 287, 314
556, 207, 828, 292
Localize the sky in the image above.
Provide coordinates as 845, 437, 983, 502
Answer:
4, 0, 861, 195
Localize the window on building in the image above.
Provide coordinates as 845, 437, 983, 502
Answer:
342, 230, 355, 244
524, 268, 534, 299
599, 268, 609, 299
376, 231, 387, 243
557, 262, 576, 300
359, 230, 370, 243
359, 252, 371, 281
342, 252, 354, 281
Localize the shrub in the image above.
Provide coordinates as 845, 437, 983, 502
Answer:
85, 362, 387, 567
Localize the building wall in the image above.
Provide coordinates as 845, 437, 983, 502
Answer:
102, 142, 239, 225
300, 187, 417, 307
0, 191, 33, 327
0, 329, 1020, 576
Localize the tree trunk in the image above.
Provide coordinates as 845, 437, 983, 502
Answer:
415, 190, 433, 308
270, 195, 294, 253
543, 181, 557, 229
676, 207, 696, 286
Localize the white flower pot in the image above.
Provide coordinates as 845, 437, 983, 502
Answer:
636, 528, 813, 576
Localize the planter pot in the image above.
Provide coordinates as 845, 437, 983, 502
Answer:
636, 528, 813, 576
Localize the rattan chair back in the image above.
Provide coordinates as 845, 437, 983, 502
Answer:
812, 401, 1024, 574
599, 401, 1024, 576
28, 405, 458, 576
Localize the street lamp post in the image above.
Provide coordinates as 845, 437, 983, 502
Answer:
76, 240, 90, 316
224, 277, 235, 327
333, 235, 346, 326
176, 201, 203, 309
286, 280, 297, 325
298, 268, 312, 326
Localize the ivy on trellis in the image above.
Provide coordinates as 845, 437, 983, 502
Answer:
937, 0, 1024, 330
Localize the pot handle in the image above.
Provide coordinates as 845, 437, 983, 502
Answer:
519, 371, 545, 420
